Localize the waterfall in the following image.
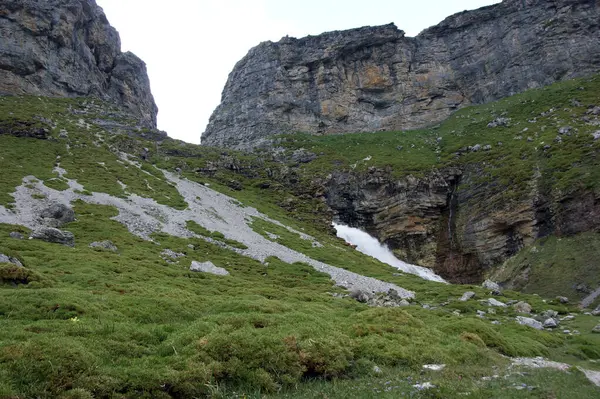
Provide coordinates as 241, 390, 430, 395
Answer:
333, 223, 447, 283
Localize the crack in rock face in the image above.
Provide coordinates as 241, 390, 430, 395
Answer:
0, 168, 415, 298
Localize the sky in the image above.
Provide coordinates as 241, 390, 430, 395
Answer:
96, 0, 501, 144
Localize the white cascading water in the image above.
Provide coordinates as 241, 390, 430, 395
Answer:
333, 223, 447, 283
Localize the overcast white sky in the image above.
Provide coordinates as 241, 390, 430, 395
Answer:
96, 0, 500, 144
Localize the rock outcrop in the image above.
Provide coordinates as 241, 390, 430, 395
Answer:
202, 0, 600, 149
0, 0, 157, 128
324, 165, 600, 284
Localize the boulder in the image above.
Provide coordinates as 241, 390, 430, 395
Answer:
558, 126, 572, 135
556, 296, 569, 304
9, 232, 24, 240
190, 261, 229, 276
592, 324, 600, 334
89, 241, 118, 252
516, 316, 544, 330
543, 318, 559, 329
488, 118, 510, 128
487, 298, 507, 307
482, 280, 502, 292
592, 306, 600, 316
350, 289, 372, 303
459, 291, 476, 301
30, 227, 75, 246
161, 249, 185, 260
39, 203, 75, 227
513, 301, 532, 314
0, 253, 23, 267
541, 310, 559, 319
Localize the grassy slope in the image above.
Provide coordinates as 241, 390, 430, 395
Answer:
0, 81, 599, 397
155, 74, 600, 300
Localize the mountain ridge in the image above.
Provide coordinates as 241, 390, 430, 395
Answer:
202, 0, 600, 149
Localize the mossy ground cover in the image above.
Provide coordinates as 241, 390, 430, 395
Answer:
490, 232, 600, 306
0, 96, 187, 210
1, 81, 600, 397
2, 205, 598, 398
3, 203, 588, 398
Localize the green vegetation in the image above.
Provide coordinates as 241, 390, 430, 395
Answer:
279, 74, 600, 197
2, 209, 599, 397
0, 96, 187, 209
491, 233, 600, 307
187, 220, 248, 249
1, 77, 600, 397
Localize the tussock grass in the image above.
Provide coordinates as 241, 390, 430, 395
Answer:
1, 78, 600, 396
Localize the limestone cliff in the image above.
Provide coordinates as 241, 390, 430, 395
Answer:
325, 166, 600, 284
0, 0, 157, 128
202, 0, 600, 149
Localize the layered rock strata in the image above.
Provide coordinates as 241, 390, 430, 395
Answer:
325, 167, 600, 284
203, 0, 600, 149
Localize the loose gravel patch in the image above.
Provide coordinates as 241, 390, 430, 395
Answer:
0, 167, 414, 298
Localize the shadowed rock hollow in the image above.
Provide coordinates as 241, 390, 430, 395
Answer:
202, 0, 600, 149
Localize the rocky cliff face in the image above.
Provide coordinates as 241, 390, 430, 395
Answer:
202, 0, 600, 149
325, 166, 600, 284
0, 0, 157, 128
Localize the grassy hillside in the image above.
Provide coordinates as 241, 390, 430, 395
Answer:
0, 75, 600, 398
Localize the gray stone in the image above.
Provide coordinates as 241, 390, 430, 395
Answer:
202, 1, 600, 149
592, 324, 600, 334
0, 253, 23, 267
516, 316, 544, 330
556, 296, 569, 304
483, 145, 492, 151
558, 126, 572, 135
89, 240, 118, 252
543, 318, 559, 329
39, 203, 75, 228
459, 291, 476, 301
513, 301, 532, 314
350, 289, 372, 303
0, 0, 157, 128
541, 310, 559, 319
9, 232, 24, 240
30, 227, 74, 246
488, 118, 510, 128
469, 144, 482, 152
477, 310, 486, 318
592, 306, 600, 316
592, 131, 600, 141
487, 298, 507, 307
482, 279, 502, 292
290, 148, 317, 164
161, 249, 185, 259
190, 261, 229, 276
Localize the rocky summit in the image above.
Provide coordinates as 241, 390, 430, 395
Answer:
202, 0, 600, 149
0, 0, 157, 128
